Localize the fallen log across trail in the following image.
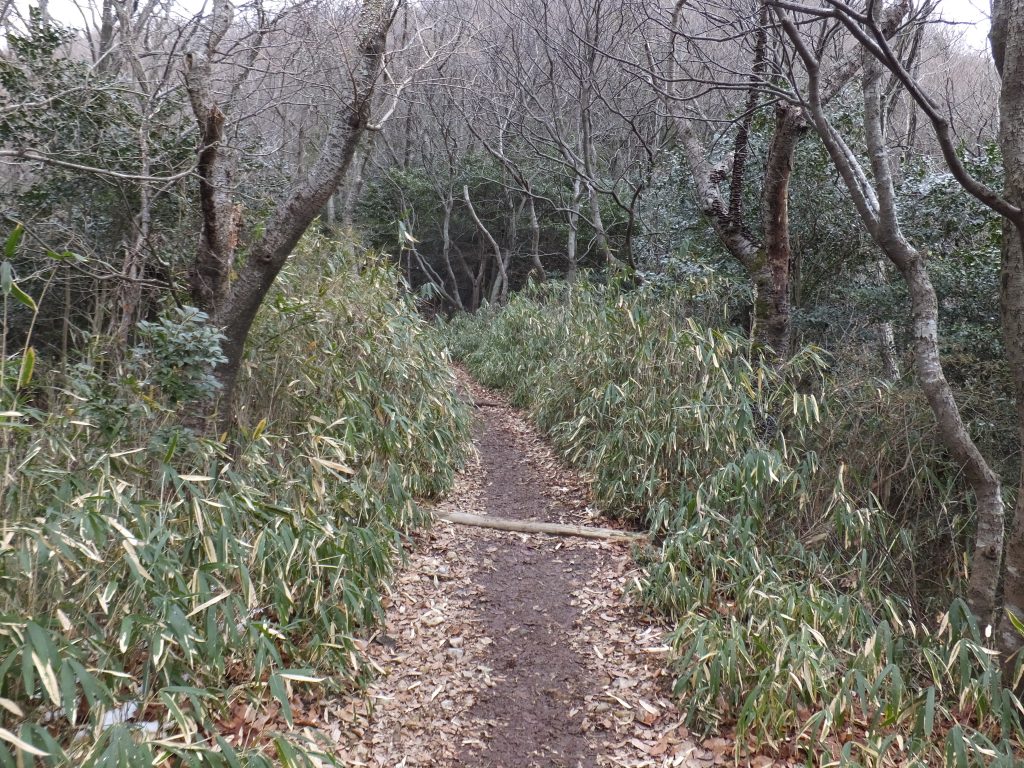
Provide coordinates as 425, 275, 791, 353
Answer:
432, 509, 646, 542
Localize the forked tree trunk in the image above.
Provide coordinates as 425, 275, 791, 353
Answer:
667, 1, 798, 361
184, 0, 400, 427
673, 105, 800, 359
780, 16, 1008, 632
464, 185, 509, 305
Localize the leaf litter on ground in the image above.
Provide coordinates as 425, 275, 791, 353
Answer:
307, 373, 799, 767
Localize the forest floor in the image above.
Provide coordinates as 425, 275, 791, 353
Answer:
325, 372, 767, 767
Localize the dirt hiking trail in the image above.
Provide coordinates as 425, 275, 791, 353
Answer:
330, 373, 755, 767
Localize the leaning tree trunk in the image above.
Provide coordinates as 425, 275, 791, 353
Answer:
185, 0, 399, 427
783, 25, 1009, 630
856, 49, 1006, 631
899, 246, 1005, 627
778, 0, 1024, 660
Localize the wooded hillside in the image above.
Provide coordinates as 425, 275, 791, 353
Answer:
2, 0, 1024, 765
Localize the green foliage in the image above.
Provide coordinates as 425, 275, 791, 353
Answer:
0, 237, 470, 765
901, 148, 1005, 382
448, 282, 1022, 765
357, 154, 623, 297
1, 12, 196, 355
236, 235, 471, 501
133, 307, 227, 403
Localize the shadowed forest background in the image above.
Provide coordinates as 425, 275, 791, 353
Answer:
4, 0, 1024, 764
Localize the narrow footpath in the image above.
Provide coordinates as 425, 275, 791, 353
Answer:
330, 373, 739, 767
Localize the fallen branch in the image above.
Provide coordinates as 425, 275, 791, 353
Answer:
433, 510, 646, 542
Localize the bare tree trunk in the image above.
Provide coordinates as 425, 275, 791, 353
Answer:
581, 114, 615, 269
754, 104, 802, 359
526, 195, 545, 281
900, 248, 1005, 628
672, 106, 799, 359
342, 134, 373, 230
112, 119, 152, 342
999, 223, 1024, 659
875, 260, 900, 379
877, 319, 900, 379
96, 0, 116, 69
112, 232, 147, 342
565, 176, 581, 283
665, 1, 796, 360
780, 16, 1007, 631
464, 185, 509, 305
453, 245, 481, 311
324, 193, 337, 229
441, 195, 464, 310
184, 0, 237, 318
779, 0, 1024, 659
184, 0, 400, 427
462, 244, 487, 311
858, 50, 1005, 634
991, 0, 1024, 659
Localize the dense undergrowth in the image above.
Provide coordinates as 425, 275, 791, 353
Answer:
0, 236, 470, 766
447, 280, 1023, 766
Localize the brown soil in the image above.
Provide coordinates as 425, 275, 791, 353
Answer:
456, 403, 600, 767
332, 372, 761, 767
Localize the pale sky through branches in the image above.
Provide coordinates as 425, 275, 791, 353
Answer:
939, 0, 991, 50
13, 0, 997, 49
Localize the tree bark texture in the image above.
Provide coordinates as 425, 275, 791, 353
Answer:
185, 0, 400, 425
184, 0, 236, 318
991, 0, 1024, 661
857, 49, 1005, 633
674, 107, 799, 360
464, 185, 509, 305
754, 104, 803, 359
565, 176, 581, 283
784, 21, 1008, 632
668, 1, 797, 360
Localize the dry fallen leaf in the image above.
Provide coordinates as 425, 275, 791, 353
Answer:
300, 373, 795, 768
